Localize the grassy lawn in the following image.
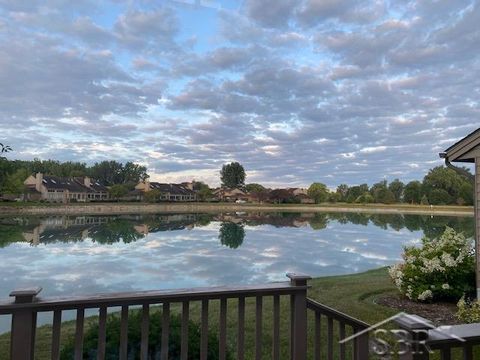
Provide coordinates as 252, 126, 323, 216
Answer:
0, 268, 398, 359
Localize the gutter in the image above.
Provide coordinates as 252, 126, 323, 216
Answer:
439, 152, 475, 182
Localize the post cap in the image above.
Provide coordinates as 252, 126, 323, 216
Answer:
393, 313, 434, 330
10, 287, 42, 303
286, 273, 312, 281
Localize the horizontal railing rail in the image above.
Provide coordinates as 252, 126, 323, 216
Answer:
393, 313, 480, 360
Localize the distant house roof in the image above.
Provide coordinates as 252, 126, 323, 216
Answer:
441, 128, 480, 163
38, 176, 108, 193
41, 176, 92, 192
149, 182, 195, 195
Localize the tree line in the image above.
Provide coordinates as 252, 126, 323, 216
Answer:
306, 166, 474, 206
0, 158, 148, 195
219, 161, 475, 206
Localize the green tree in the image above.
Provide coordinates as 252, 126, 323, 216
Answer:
245, 183, 266, 193
388, 179, 405, 202
144, 189, 161, 203
336, 184, 349, 202
420, 194, 430, 205
220, 162, 245, 188
108, 184, 129, 200
195, 183, 213, 202
218, 222, 245, 249
307, 183, 329, 204
2, 168, 28, 195
346, 185, 368, 203
422, 166, 469, 205
429, 189, 452, 205
355, 193, 374, 204
404, 181, 423, 204
458, 182, 474, 206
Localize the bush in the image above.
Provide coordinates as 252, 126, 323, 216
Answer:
388, 227, 475, 302
61, 310, 233, 360
456, 296, 480, 323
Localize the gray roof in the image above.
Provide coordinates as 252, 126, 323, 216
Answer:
41, 176, 107, 193
442, 128, 480, 163
149, 182, 195, 195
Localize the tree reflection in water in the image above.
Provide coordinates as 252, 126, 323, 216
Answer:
0, 212, 474, 249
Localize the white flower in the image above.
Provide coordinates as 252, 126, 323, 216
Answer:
418, 290, 433, 301
442, 283, 450, 290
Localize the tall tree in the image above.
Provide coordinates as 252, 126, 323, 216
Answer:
336, 184, 349, 202
388, 179, 405, 202
307, 183, 329, 204
220, 162, 246, 188
245, 183, 266, 193
404, 181, 423, 204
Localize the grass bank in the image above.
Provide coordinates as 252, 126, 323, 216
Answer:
0, 201, 473, 217
0, 268, 398, 359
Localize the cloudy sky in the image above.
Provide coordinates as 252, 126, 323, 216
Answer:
0, 0, 478, 187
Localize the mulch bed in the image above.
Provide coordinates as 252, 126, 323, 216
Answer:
376, 294, 461, 326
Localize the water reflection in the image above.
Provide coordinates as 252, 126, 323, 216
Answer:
0, 212, 474, 248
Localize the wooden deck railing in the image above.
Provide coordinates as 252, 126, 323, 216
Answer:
393, 314, 480, 360
0, 273, 372, 360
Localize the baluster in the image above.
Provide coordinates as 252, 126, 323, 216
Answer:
141, 304, 150, 360
327, 317, 333, 360
119, 306, 129, 360
339, 322, 346, 360
237, 297, 245, 360
181, 301, 189, 360
463, 344, 473, 360
97, 307, 107, 360
74, 308, 85, 360
200, 300, 209, 360
440, 347, 451, 360
272, 295, 280, 360
256, 296, 263, 360
51, 310, 62, 360
161, 302, 170, 360
314, 312, 321, 360
219, 298, 227, 360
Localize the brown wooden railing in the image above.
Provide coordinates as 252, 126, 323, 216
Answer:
393, 314, 480, 360
307, 298, 369, 360
0, 273, 372, 360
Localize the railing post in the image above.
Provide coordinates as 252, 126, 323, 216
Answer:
9, 287, 42, 360
287, 273, 311, 360
393, 313, 433, 360
354, 328, 369, 360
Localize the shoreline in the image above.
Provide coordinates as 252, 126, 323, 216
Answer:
0, 202, 473, 217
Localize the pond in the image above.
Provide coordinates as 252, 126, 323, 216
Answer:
0, 211, 474, 332
0, 212, 474, 298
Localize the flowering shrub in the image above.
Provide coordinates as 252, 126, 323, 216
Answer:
388, 227, 475, 302
456, 296, 480, 323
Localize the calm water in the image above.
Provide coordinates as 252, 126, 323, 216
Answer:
0, 212, 474, 332
0, 212, 474, 297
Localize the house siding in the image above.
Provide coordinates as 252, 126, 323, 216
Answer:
476, 157, 480, 295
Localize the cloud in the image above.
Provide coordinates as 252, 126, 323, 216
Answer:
0, 0, 478, 187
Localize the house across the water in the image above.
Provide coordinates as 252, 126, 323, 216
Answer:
24, 173, 109, 203
135, 181, 197, 202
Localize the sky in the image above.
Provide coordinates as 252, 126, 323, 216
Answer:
0, 0, 479, 188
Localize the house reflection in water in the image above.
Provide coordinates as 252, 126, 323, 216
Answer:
21, 214, 200, 245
